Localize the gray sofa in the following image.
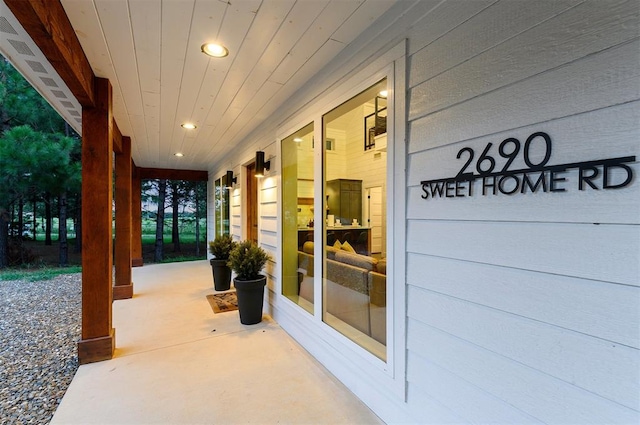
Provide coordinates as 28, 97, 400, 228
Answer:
297, 242, 386, 344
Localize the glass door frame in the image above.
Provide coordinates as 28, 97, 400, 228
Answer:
276, 41, 407, 399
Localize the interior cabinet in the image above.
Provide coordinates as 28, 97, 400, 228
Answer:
327, 179, 362, 225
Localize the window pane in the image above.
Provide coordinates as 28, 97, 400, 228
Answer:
282, 123, 315, 314
322, 79, 387, 360
214, 177, 230, 237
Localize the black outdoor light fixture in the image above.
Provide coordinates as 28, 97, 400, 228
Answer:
255, 151, 270, 178
225, 170, 236, 189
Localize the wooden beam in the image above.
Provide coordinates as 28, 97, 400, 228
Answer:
138, 167, 208, 182
78, 77, 114, 364
5, 0, 95, 107
131, 163, 143, 267
114, 136, 133, 300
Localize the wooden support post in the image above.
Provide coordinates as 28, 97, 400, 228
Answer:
131, 163, 143, 267
114, 136, 133, 300
78, 77, 115, 364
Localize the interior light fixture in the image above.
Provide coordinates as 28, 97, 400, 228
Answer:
201, 43, 229, 58
293, 137, 303, 143
255, 151, 271, 178
225, 170, 237, 189
181, 123, 196, 129
378, 90, 388, 98
174, 152, 184, 157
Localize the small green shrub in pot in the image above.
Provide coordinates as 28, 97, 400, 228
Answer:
208, 235, 237, 291
228, 240, 270, 280
208, 234, 237, 260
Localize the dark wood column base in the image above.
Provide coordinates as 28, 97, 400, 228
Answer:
78, 329, 115, 364
113, 283, 133, 300
132, 258, 144, 267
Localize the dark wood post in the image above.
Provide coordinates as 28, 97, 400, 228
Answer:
114, 136, 133, 299
78, 77, 115, 364
131, 163, 143, 267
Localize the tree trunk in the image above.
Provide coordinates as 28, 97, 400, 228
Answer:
18, 198, 23, 238
154, 179, 167, 262
195, 186, 200, 257
0, 209, 8, 268
32, 196, 37, 240
74, 194, 82, 253
45, 192, 52, 245
18, 198, 24, 263
59, 191, 68, 266
171, 182, 181, 253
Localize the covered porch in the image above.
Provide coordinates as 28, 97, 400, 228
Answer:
51, 260, 381, 424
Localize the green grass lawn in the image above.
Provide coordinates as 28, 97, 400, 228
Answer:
26, 218, 207, 243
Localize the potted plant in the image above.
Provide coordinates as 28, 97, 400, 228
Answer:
208, 235, 237, 291
228, 240, 270, 325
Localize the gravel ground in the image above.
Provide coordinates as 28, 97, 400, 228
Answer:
0, 274, 81, 425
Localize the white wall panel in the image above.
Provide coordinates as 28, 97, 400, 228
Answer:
407, 253, 640, 349
407, 220, 639, 285
407, 101, 640, 225
408, 0, 578, 88
410, 0, 638, 118
406, 0, 495, 56
408, 286, 639, 408
407, 321, 640, 424
407, 362, 543, 424
405, 386, 468, 424
409, 39, 640, 154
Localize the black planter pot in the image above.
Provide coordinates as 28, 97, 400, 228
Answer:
234, 276, 266, 325
210, 259, 232, 291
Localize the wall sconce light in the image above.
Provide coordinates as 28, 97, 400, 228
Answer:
225, 170, 236, 189
255, 151, 270, 178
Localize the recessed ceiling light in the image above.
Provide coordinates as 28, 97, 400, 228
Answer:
378, 90, 388, 98
174, 152, 184, 157
181, 123, 196, 129
201, 43, 229, 58
293, 138, 303, 143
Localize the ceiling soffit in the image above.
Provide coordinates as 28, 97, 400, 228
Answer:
3, 0, 397, 171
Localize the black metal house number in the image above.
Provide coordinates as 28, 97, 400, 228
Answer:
421, 132, 636, 200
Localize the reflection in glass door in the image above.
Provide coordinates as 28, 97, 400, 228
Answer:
281, 123, 315, 314
322, 79, 387, 360
214, 176, 230, 237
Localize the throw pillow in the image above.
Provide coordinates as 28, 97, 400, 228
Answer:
302, 241, 314, 254
341, 240, 356, 253
333, 240, 342, 250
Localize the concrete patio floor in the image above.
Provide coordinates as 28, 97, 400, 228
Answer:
51, 260, 383, 424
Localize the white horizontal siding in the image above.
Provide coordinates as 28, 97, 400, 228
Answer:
408, 0, 580, 89
408, 286, 639, 409
407, 102, 640, 225
407, 361, 543, 424
405, 386, 469, 424
231, 189, 242, 240
409, 0, 638, 116
408, 100, 639, 185
404, 1, 640, 423
407, 220, 639, 286
260, 175, 278, 287
407, 321, 640, 424
409, 39, 640, 154
407, 254, 640, 349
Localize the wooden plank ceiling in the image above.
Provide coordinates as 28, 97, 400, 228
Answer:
29, 0, 395, 171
